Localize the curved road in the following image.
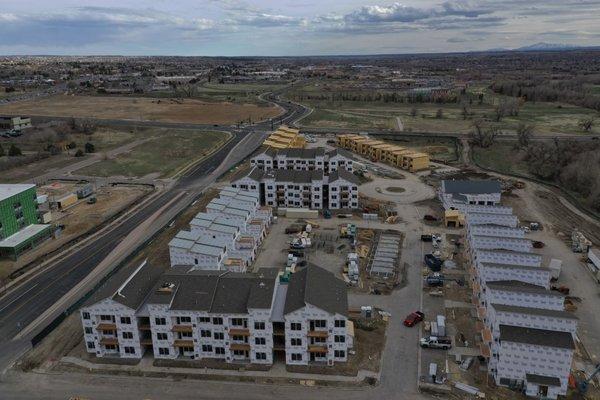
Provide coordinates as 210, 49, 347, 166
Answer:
0, 94, 310, 368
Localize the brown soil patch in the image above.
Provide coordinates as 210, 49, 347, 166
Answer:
0, 95, 281, 125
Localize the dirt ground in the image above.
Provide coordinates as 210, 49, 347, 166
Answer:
0, 95, 281, 125
0, 184, 152, 281
287, 315, 387, 377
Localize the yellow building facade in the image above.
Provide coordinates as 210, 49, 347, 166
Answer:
263, 125, 306, 149
336, 134, 430, 172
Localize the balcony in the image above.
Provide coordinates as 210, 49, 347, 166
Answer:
100, 337, 119, 346
171, 325, 193, 333
480, 327, 493, 343
96, 323, 116, 331
230, 343, 251, 351
173, 340, 194, 348
140, 338, 153, 346
308, 345, 328, 354
228, 328, 250, 336
479, 343, 491, 358
477, 307, 486, 319
307, 330, 328, 338
138, 324, 151, 331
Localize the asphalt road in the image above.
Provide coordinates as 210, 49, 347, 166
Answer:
0, 95, 310, 367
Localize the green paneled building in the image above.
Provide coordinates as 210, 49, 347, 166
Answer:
0, 184, 52, 260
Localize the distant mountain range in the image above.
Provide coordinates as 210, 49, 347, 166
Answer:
487, 42, 598, 52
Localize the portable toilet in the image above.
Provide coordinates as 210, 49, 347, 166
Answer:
437, 315, 446, 337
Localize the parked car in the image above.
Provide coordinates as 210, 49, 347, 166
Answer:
423, 215, 438, 221
403, 311, 425, 327
289, 250, 305, 258
425, 275, 444, 287
420, 336, 452, 350
421, 234, 433, 242
424, 254, 443, 271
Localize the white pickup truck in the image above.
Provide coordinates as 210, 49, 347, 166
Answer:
420, 336, 452, 350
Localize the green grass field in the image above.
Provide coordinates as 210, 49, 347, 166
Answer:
149, 82, 288, 105
471, 143, 532, 176
77, 130, 230, 178
289, 83, 600, 135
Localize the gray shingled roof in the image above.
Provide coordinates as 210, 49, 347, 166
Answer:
491, 304, 578, 320
272, 169, 323, 183
112, 262, 166, 310
486, 280, 564, 297
277, 148, 325, 159
112, 265, 277, 313
499, 325, 575, 349
329, 168, 361, 185
284, 264, 348, 317
442, 179, 501, 194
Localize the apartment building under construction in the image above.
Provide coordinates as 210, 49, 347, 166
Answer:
336, 134, 429, 172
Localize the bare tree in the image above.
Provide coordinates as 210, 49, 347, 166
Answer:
516, 123, 535, 148
436, 109, 444, 119
461, 104, 470, 120
410, 107, 418, 117
470, 120, 500, 148
578, 118, 594, 132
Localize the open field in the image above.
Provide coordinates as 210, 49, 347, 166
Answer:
76, 130, 230, 178
0, 95, 281, 125
471, 143, 532, 176
288, 83, 600, 135
0, 126, 191, 183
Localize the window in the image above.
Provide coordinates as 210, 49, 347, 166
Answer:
256, 352, 267, 360
214, 332, 224, 340
254, 321, 266, 330
155, 317, 166, 326
213, 317, 223, 325
334, 335, 345, 343
233, 350, 247, 356
291, 323, 301, 331
100, 315, 114, 321
157, 332, 168, 340
122, 332, 134, 340
159, 347, 169, 355
334, 350, 345, 358
87, 341, 95, 349
120, 317, 131, 324
231, 318, 244, 326
334, 320, 346, 328
200, 330, 212, 338
84, 327, 93, 334
291, 338, 302, 346
198, 317, 211, 323
177, 316, 191, 324
255, 337, 266, 345
179, 331, 192, 338
232, 335, 246, 342
124, 346, 135, 354
82, 312, 90, 320
215, 347, 225, 355
313, 320, 327, 328
105, 344, 117, 350
202, 345, 213, 353
291, 353, 302, 361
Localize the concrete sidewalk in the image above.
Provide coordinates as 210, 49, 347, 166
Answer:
59, 356, 379, 384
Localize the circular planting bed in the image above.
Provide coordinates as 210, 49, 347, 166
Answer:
385, 186, 406, 193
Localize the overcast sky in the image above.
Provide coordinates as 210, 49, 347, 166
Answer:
1, 0, 599, 56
